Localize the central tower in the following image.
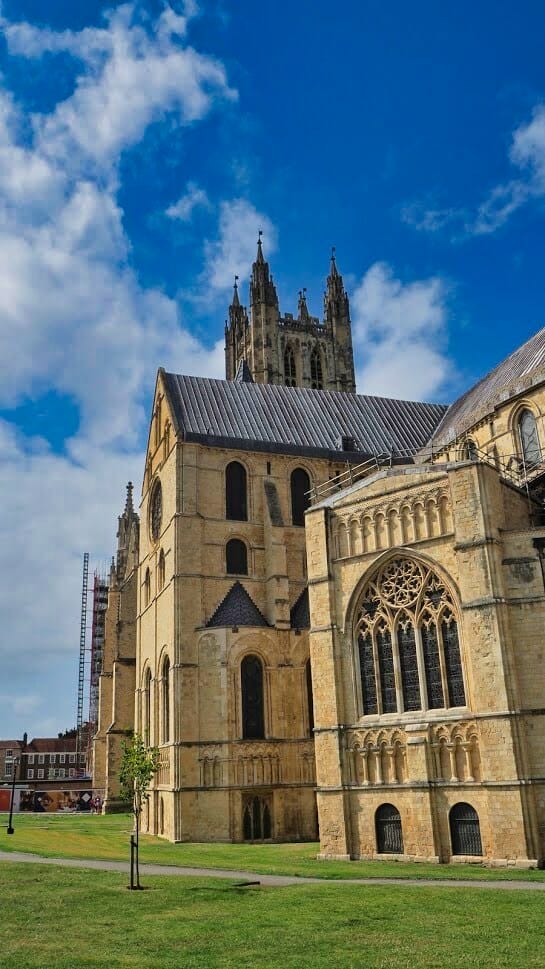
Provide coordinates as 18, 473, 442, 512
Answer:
225, 236, 356, 393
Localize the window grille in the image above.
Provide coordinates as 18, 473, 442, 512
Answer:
375, 803, 404, 854
449, 802, 482, 856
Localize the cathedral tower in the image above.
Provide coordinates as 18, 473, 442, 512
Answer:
225, 237, 356, 393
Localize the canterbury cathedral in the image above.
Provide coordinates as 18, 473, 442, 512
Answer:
93, 238, 545, 867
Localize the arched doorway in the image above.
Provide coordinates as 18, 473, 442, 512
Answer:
449, 802, 483, 856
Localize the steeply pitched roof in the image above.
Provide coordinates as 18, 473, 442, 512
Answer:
290, 587, 310, 629
206, 582, 269, 628
235, 359, 254, 383
162, 372, 446, 460
429, 327, 545, 449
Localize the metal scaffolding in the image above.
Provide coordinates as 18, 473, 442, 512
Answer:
76, 552, 89, 772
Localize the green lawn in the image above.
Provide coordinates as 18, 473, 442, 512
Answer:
1, 862, 545, 969
1, 812, 545, 882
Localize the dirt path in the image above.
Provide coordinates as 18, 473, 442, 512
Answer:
1, 849, 544, 891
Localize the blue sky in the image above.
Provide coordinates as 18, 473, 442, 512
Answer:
1, 0, 545, 739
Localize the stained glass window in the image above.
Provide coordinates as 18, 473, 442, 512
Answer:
377, 626, 397, 713
442, 617, 466, 707
397, 621, 421, 711
421, 620, 444, 709
358, 630, 378, 715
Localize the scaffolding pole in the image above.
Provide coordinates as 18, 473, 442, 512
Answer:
76, 552, 89, 772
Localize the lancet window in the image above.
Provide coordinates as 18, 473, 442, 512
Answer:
310, 346, 323, 389
355, 556, 466, 717
291, 468, 311, 526
161, 656, 170, 743
284, 345, 297, 387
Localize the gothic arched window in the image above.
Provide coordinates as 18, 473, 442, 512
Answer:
144, 568, 151, 608
161, 656, 170, 743
310, 346, 324, 389
291, 468, 311, 526
226, 538, 248, 575
355, 556, 466, 716
243, 795, 272, 841
143, 668, 152, 746
241, 654, 265, 739
518, 409, 541, 468
284, 345, 297, 387
226, 461, 248, 521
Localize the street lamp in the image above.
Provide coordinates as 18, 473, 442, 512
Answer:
6, 756, 19, 835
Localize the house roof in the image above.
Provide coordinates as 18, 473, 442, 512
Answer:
162, 372, 446, 461
26, 738, 78, 752
206, 582, 269, 628
429, 326, 545, 449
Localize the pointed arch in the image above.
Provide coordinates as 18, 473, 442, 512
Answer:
161, 655, 170, 743
310, 345, 324, 389
518, 408, 541, 467
284, 344, 297, 386
241, 654, 265, 739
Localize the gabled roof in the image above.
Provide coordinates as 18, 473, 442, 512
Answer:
206, 582, 269, 628
429, 326, 545, 449
290, 587, 310, 630
161, 372, 446, 460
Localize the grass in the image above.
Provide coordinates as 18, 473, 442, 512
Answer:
1, 862, 545, 969
1, 812, 545, 883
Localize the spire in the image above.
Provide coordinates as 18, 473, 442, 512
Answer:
250, 231, 278, 307
124, 481, 134, 516
232, 275, 240, 307
298, 287, 310, 323
324, 247, 349, 323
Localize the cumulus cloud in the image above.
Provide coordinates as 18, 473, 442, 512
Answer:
403, 103, 545, 238
352, 262, 452, 401
166, 180, 212, 221
0, 3, 233, 735
199, 198, 277, 303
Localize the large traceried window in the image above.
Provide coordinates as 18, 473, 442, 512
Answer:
284, 345, 297, 387
518, 409, 541, 468
355, 556, 466, 717
310, 346, 323, 389
226, 461, 248, 521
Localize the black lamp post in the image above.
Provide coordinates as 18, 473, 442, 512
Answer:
6, 757, 19, 835
7, 733, 27, 835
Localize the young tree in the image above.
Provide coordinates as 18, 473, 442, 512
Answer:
119, 732, 159, 889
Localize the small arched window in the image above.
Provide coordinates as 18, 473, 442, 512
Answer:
144, 568, 151, 608
284, 346, 297, 387
375, 803, 404, 854
449, 802, 482, 856
158, 550, 165, 591
241, 654, 265, 739
518, 409, 541, 468
143, 668, 152, 746
226, 538, 248, 575
310, 346, 323, 389
291, 468, 311, 526
161, 656, 170, 743
226, 461, 248, 521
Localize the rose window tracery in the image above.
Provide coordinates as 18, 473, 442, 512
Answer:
355, 556, 466, 717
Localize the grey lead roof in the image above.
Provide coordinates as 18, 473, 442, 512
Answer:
162, 371, 446, 460
206, 582, 269, 628
429, 326, 545, 448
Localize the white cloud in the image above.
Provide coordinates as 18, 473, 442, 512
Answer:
352, 262, 452, 401
166, 180, 211, 221
0, 3, 233, 736
404, 103, 545, 238
199, 198, 277, 302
